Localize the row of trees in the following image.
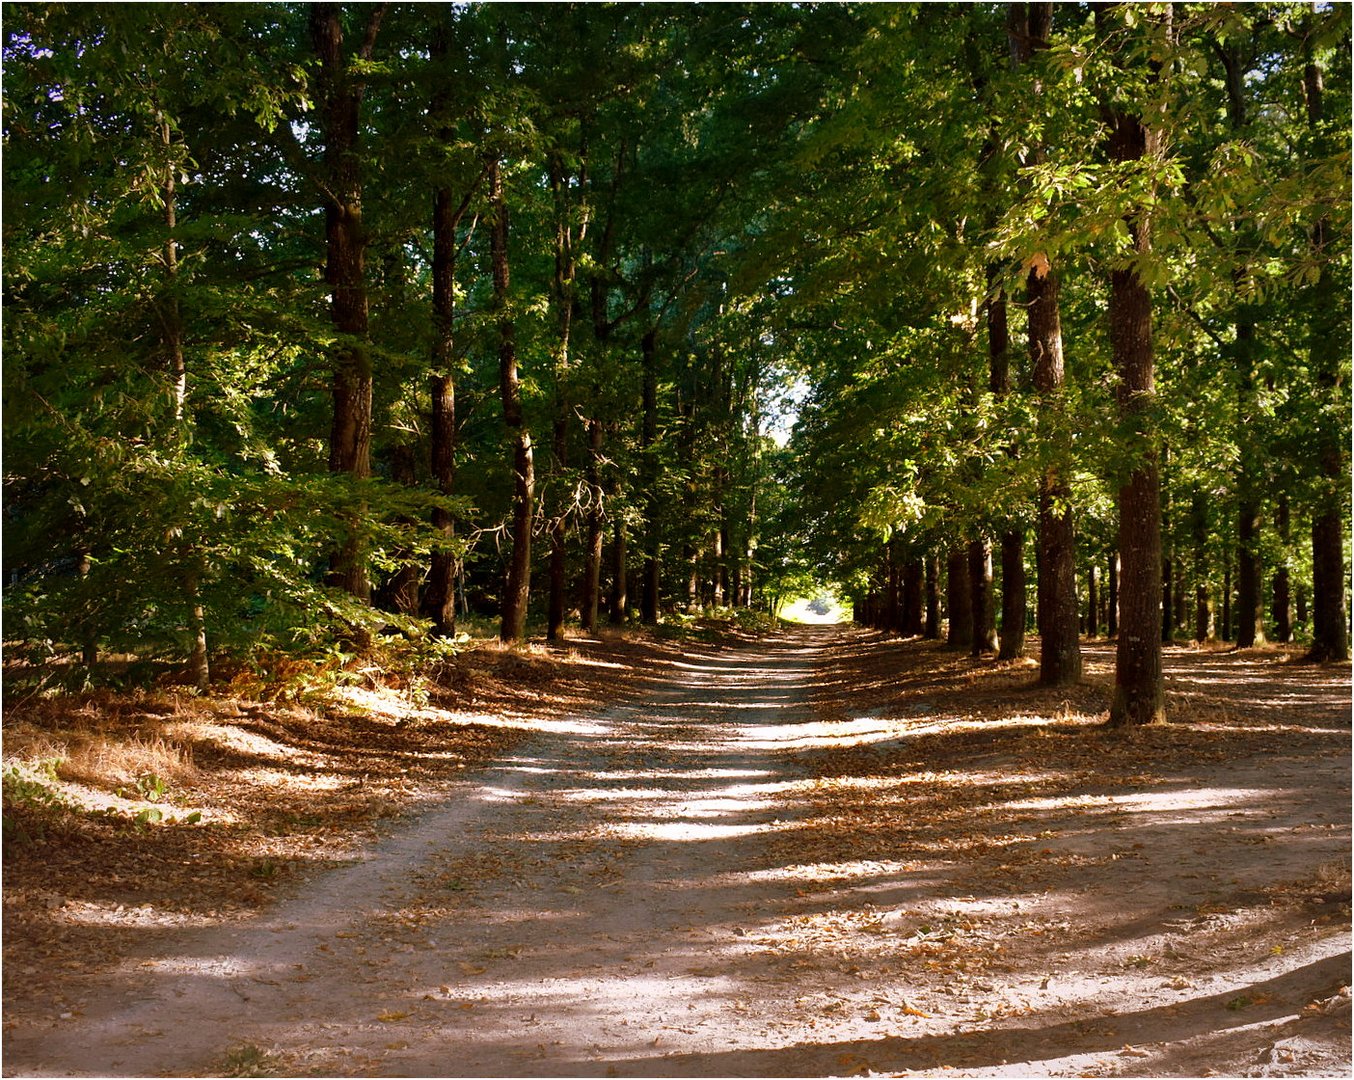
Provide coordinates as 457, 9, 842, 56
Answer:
4, 4, 1349, 725
769, 1, 1350, 724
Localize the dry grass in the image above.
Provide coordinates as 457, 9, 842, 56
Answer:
54, 733, 196, 792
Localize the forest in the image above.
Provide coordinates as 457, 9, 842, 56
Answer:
3, 5, 1352, 1076
3, 3, 1350, 719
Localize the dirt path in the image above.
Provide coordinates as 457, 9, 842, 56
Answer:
4, 627, 1349, 1078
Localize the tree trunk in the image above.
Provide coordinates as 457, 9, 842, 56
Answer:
545, 153, 580, 644
1104, 55, 1164, 726
491, 157, 533, 643
1027, 263, 1082, 686
547, 412, 569, 642
581, 417, 604, 633
1272, 496, 1292, 643
1303, 37, 1350, 662
423, 24, 468, 637
946, 546, 973, 650
1161, 550, 1173, 644
1237, 501, 1264, 647
1107, 553, 1119, 638
1087, 563, 1099, 639
999, 528, 1027, 659
902, 556, 924, 637
924, 554, 941, 639
159, 116, 209, 690
1222, 555, 1233, 642
609, 522, 628, 625
374, 446, 421, 615
1191, 489, 1209, 642
312, 3, 380, 602
640, 329, 661, 624
969, 538, 997, 655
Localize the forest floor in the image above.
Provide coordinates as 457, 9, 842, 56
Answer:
2, 624, 1350, 1078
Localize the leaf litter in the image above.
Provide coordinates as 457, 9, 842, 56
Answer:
2, 627, 1350, 1078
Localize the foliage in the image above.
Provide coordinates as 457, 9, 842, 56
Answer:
2, 3, 1348, 687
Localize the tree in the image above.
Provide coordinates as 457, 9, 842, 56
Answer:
310, 3, 385, 602
1100, 4, 1166, 727
1012, 2, 1081, 687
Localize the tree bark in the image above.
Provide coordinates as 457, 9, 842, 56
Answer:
924, 554, 941, 639
946, 546, 973, 650
545, 153, 583, 643
1272, 496, 1292, 643
547, 413, 569, 642
987, 270, 1027, 660
1104, 57, 1164, 726
312, 3, 381, 602
1027, 264, 1082, 686
581, 417, 604, 633
609, 521, 628, 625
1016, 0, 1080, 687
902, 556, 924, 636
490, 157, 533, 642
1191, 489, 1210, 642
1303, 33, 1350, 662
1222, 555, 1233, 642
999, 528, 1027, 659
425, 178, 459, 634
969, 538, 997, 655
640, 329, 661, 624
159, 116, 209, 690
1236, 500, 1264, 647
1087, 563, 1099, 639
1107, 552, 1119, 638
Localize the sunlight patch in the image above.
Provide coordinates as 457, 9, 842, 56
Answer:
606, 819, 788, 842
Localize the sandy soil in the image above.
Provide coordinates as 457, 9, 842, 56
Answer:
2, 626, 1349, 1078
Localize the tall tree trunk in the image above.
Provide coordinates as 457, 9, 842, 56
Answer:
1087, 563, 1099, 639
987, 272, 1026, 660
545, 153, 584, 643
1272, 496, 1292, 643
1028, 264, 1082, 686
424, 173, 465, 635
609, 521, 628, 625
374, 446, 421, 615
1000, 529, 1027, 659
969, 538, 997, 655
946, 546, 973, 650
547, 414, 569, 642
581, 417, 604, 633
1013, 2, 1079, 685
1104, 19, 1164, 726
640, 329, 661, 624
1191, 489, 1210, 642
491, 157, 533, 643
1217, 33, 1267, 651
924, 554, 941, 639
312, 3, 381, 602
1222, 555, 1233, 642
1303, 32, 1350, 662
902, 556, 924, 636
1161, 550, 1174, 644
885, 543, 902, 634
1107, 553, 1119, 638
159, 117, 209, 690
1236, 501, 1264, 647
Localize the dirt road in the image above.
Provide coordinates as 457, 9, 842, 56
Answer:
5, 628, 1349, 1077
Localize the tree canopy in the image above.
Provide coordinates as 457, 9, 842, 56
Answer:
4, 2, 1349, 712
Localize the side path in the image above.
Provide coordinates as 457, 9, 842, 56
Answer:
5, 629, 833, 1077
